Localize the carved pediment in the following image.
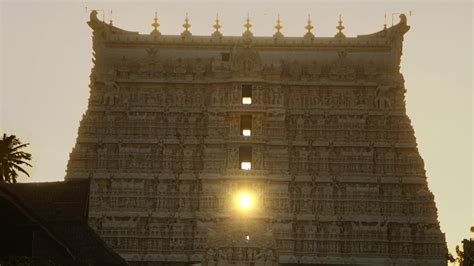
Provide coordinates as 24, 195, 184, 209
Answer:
329, 50, 356, 81
231, 44, 262, 77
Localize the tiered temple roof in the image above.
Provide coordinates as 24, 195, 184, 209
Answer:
63, 11, 446, 266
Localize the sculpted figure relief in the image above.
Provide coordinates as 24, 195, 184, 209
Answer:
174, 58, 187, 79
364, 59, 379, 80
117, 56, 130, 78
307, 60, 322, 80
288, 59, 302, 80
329, 50, 356, 81
192, 58, 206, 80
374, 85, 394, 109
231, 45, 262, 76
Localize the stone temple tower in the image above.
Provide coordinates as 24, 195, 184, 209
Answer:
66, 11, 447, 265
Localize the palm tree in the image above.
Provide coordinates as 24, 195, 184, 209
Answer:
0, 133, 32, 183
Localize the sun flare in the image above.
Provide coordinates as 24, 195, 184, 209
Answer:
236, 192, 253, 210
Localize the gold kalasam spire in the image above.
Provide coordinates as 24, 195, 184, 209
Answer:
183, 13, 191, 31
383, 13, 387, 30
273, 14, 284, 38
244, 13, 252, 32
109, 10, 113, 26
212, 13, 223, 38
305, 14, 314, 32
335, 14, 345, 38
151, 12, 161, 35
275, 14, 282, 32
304, 14, 315, 38
181, 13, 192, 37
213, 14, 222, 31
242, 13, 253, 38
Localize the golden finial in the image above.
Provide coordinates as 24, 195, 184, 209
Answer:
109, 10, 113, 26
212, 13, 223, 38
244, 13, 252, 32
275, 14, 282, 32
183, 13, 191, 32
335, 14, 345, 37
242, 13, 253, 39
273, 14, 284, 38
383, 13, 387, 30
304, 14, 315, 38
181, 13, 192, 37
306, 14, 314, 32
151, 12, 161, 35
214, 13, 222, 31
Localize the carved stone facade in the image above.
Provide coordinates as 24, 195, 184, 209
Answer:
65, 11, 447, 265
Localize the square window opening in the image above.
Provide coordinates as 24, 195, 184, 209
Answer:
241, 162, 252, 170
242, 97, 252, 105
239, 146, 252, 170
242, 85, 252, 105
240, 115, 252, 136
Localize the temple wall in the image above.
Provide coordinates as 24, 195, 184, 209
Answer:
65, 12, 447, 265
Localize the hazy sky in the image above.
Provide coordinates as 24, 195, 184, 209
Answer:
1, 0, 472, 258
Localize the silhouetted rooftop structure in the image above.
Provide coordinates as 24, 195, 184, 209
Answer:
0, 179, 127, 266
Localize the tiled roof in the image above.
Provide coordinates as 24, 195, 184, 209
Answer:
2, 179, 127, 266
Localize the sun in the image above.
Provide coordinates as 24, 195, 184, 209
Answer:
239, 194, 252, 209
236, 192, 254, 210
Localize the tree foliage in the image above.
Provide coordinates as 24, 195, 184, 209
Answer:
0, 133, 32, 183
447, 245, 464, 264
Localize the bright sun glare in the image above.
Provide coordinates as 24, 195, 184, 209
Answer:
237, 193, 253, 210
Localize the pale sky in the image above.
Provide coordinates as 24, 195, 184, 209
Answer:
1, 0, 472, 258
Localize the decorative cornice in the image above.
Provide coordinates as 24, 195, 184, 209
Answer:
88, 11, 410, 48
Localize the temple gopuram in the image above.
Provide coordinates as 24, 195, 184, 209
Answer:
65, 11, 447, 265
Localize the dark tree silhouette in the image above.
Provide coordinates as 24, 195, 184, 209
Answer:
0, 133, 32, 183
447, 227, 474, 265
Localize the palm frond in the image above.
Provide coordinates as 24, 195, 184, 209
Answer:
11, 164, 31, 177
0, 133, 32, 183
9, 159, 33, 168
11, 143, 30, 152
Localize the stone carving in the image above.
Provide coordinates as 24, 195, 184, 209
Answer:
306, 60, 322, 80
375, 85, 395, 109
231, 45, 262, 77
288, 60, 303, 80
329, 50, 356, 81
192, 58, 206, 80
364, 59, 379, 80
173, 58, 187, 79
67, 12, 446, 266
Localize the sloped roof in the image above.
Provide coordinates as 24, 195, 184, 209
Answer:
2, 179, 127, 266
6, 179, 90, 221
0, 184, 76, 262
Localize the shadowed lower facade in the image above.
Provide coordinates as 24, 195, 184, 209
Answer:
65, 11, 447, 265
